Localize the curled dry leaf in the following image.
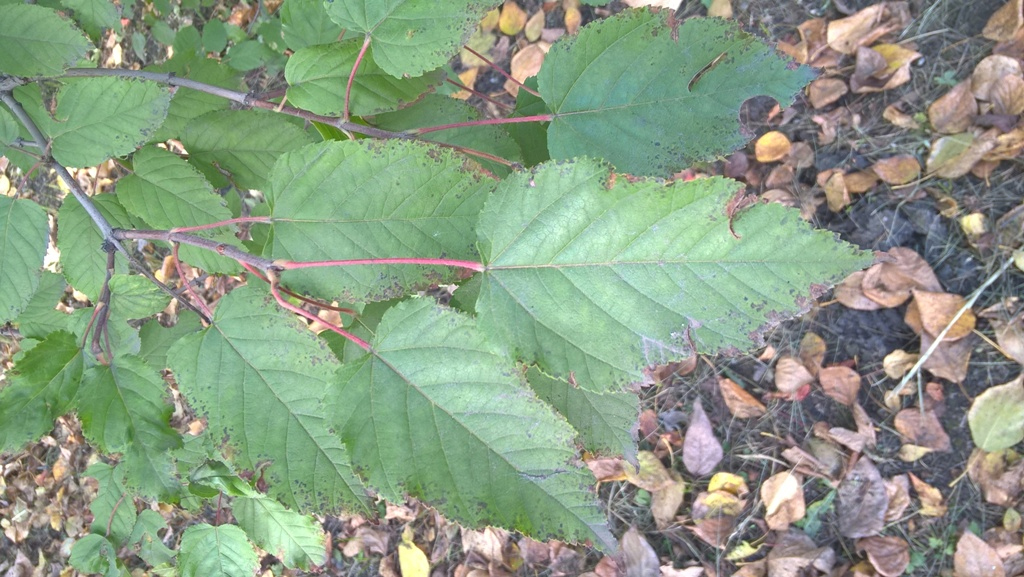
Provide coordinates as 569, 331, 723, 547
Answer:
798, 332, 826, 377
883, 349, 919, 379
994, 313, 1024, 364
928, 81, 978, 134
883, 103, 921, 129
819, 366, 861, 406
894, 407, 951, 451
761, 470, 806, 531
683, 400, 723, 477
884, 475, 911, 522
587, 456, 629, 483
919, 330, 975, 383
627, 451, 675, 492
967, 448, 1024, 506
926, 131, 999, 178
718, 377, 767, 419
871, 155, 920, 185
821, 170, 850, 212
849, 44, 919, 93
972, 55, 1023, 101
905, 289, 976, 340
506, 42, 550, 96
709, 472, 749, 497
754, 131, 792, 163
837, 457, 888, 538
955, 531, 1006, 577
909, 472, 947, 517
984, 0, 1024, 41
826, 403, 876, 453
651, 470, 685, 529
620, 526, 660, 577
836, 270, 885, 311
969, 375, 1024, 452
808, 78, 849, 109
844, 169, 879, 193
861, 247, 941, 308
857, 536, 910, 577
774, 356, 815, 397
766, 529, 836, 577
991, 74, 1024, 115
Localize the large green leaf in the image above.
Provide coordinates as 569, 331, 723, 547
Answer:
281, 0, 342, 50
233, 496, 326, 569
138, 311, 202, 370
285, 41, 443, 116
0, 196, 49, 322
108, 274, 168, 319
0, 331, 83, 452
167, 284, 371, 513
57, 193, 133, 300
182, 109, 313, 189
149, 59, 246, 143
14, 271, 70, 339
324, 0, 500, 77
117, 145, 240, 273
77, 355, 182, 499
46, 77, 172, 167
178, 524, 258, 577
526, 366, 638, 460
333, 298, 613, 549
69, 534, 120, 577
60, 0, 120, 40
476, 159, 870, 391
537, 10, 814, 176
84, 462, 136, 546
0, 4, 91, 77
264, 140, 493, 302
373, 94, 523, 176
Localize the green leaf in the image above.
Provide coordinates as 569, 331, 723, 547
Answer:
78, 355, 182, 500
149, 58, 246, 142
281, 0, 342, 50
537, 10, 814, 176
14, 271, 70, 339
85, 462, 137, 546
108, 274, 168, 319
57, 194, 133, 300
285, 40, 444, 116
138, 311, 202, 370
0, 331, 83, 452
128, 510, 177, 567
61, 0, 121, 40
324, 0, 500, 77
46, 77, 172, 167
505, 76, 550, 168
189, 460, 257, 498
476, 159, 870, 391
333, 298, 613, 548
526, 366, 638, 460
117, 145, 240, 273
0, 4, 91, 77
233, 496, 327, 569
69, 534, 120, 577
182, 109, 313, 190
264, 140, 493, 302
202, 18, 227, 53
167, 284, 371, 513
226, 40, 285, 71
0, 107, 18, 147
969, 375, 1024, 452
178, 524, 258, 577
373, 94, 522, 176
0, 196, 49, 322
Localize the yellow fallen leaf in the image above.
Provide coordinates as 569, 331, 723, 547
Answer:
871, 155, 920, 185
708, 0, 732, 18
524, 9, 544, 42
498, 1, 528, 36
708, 472, 749, 496
897, 444, 934, 462
506, 41, 550, 96
754, 131, 791, 163
398, 526, 430, 577
452, 67, 478, 100
480, 8, 500, 32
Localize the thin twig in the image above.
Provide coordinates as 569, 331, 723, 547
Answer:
344, 35, 372, 121
887, 256, 1017, 403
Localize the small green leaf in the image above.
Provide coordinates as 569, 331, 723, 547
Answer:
537, 10, 814, 176
969, 375, 1024, 452
179, 524, 258, 577
14, 271, 69, 339
281, 0, 342, 50
285, 40, 444, 116
333, 298, 613, 548
0, 196, 49, 322
108, 274, 168, 319
168, 284, 371, 513
0, 107, 18, 147
324, 0, 500, 77
476, 159, 870, 391
0, 331, 83, 452
117, 145, 240, 273
46, 77, 172, 167
526, 366, 638, 460
57, 194, 133, 300
69, 534, 120, 577
264, 140, 493, 302
61, 0, 121, 40
225, 39, 283, 71
201, 18, 227, 53
373, 94, 522, 176
182, 109, 313, 190
0, 4, 91, 77
233, 496, 327, 569
85, 462, 137, 546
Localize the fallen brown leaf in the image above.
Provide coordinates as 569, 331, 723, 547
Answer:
718, 377, 767, 419
844, 169, 880, 193
984, 0, 1024, 41
587, 456, 629, 483
498, 1, 528, 35
626, 451, 674, 492
766, 529, 836, 577
919, 330, 975, 383
871, 155, 920, 185
967, 448, 1024, 506
883, 349, 919, 379
894, 408, 951, 451
620, 526, 660, 577
857, 536, 910, 577
506, 42, 550, 96
972, 55, 1023, 101
651, 470, 685, 530
928, 81, 978, 134
837, 457, 888, 538
884, 475, 911, 522
761, 470, 806, 531
909, 472, 947, 517
926, 130, 999, 178
819, 365, 861, 406
883, 103, 921, 129
836, 270, 885, 311
683, 400, 723, 477
905, 289, 976, 341
826, 403, 876, 453
861, 247, 942, 308
774, 356, 815, 398
707, 0, 732, 18
826, 2, 911, 54
991, 74, 1024, 115
798, 332, 826, 377
955, 531, 1007, 577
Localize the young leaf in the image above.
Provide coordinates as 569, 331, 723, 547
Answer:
167, 284, 372, 513
117, 145, 240, 273
0, 4, 91, 77
285, 41, 444, 116
61, 0, 121, 40
69, 533, 120, 577
0, 331, 83, 452
232, 496, 327, 569
13, 271, 69, 339
46, 77, 172, 167
280, 0, 343, 50
264, 140, 493, 302
0, 196, 49, 322
182, 109, 313, 190
57, 194, 133, 300
537, 9, 814, 176
373, 94, 523, 176
476, 159, 870, 391
525, 366, 638, 461
333, 298, 614, 549
178, 524, 258, 577
85, 462, 137, 546
324, 0, 500, 77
